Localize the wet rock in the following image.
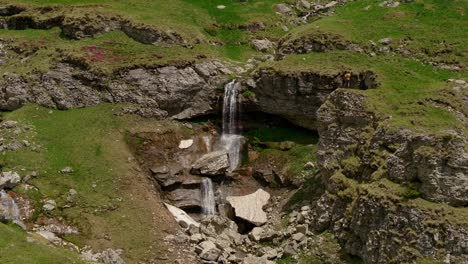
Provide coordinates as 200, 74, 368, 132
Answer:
191, 150, 229, 176
150, 164, 183, 188
168, 188, 202, 210
226, 189, 270, 226
0, 171, 20, 189
0, 190, 21, 223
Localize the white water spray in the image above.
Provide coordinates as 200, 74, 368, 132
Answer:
221, 80, 243, 171
0, 190, 23, 227
201, 178, 216, 215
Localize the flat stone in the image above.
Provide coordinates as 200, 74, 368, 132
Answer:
378, 37, 393, 45
179, 139, 193, 149
164, 203, 200, 228
226, 189, 270, 226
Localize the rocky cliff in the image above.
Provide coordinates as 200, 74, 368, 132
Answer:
249, 68, 378, 130
308, 88, 468, 263
0, 60, 230, 119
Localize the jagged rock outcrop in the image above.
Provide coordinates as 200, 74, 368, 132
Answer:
310, 88, 468, 263
308, 177, 468, 264
317, 89, 468, 206
250, 68, 377, 130
0, 5, 188, 46
277, 31, 353, 58
0, 60, 230, 119
0, 171, 21, 189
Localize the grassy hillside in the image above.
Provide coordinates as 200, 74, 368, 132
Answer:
1, 104, 185, 263
0, 223, 84, 264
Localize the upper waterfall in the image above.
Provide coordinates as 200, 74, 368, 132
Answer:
221, 80, 243, 171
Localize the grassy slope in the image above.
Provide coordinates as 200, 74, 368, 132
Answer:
0, 223, 84, 264
0, 104, 183, 263
0, 0, 295, 66
263, 0, 468, 135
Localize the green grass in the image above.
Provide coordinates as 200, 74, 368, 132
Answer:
289, 0, 467, 66
0, 104, 187, 262
261, 51, 468, 135
0, 0, 298, 64
0, 223, 84, 264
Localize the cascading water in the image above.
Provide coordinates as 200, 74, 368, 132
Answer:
221, 80, 243, 171
0, 190, 22, 226
201, 178, 216, 215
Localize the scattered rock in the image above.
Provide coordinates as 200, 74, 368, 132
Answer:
275, 4, 292, 15
195, 240, 221, 261
226, 189, 270, 226
325, 1, 339, 9
42, 200, 56, 211
298, 0, 311, 9
378, 37, 393, 45
379, 1, 400, 7
0, 171, 21, 189
251, 39, 274, 52
1, 120, 17, 129
60, 167, 74, 174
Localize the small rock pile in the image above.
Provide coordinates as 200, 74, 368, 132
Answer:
0, 120, 39, 154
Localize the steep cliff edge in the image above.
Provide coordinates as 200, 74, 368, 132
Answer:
306, 88, 468, 263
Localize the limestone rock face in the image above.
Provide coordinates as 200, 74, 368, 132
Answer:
0, 171, 20, 190
312, 88, 468, 263
191, 150, 229, 176
317, 89, 468, 206
226, 189, 270, 226
251, 69, 377, 130
168, 188, 202, 210
0, 60, 231, 119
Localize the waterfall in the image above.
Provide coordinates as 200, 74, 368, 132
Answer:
201, 178, 216, 215
0, 190, 22, 227
221, 80, 243, 171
